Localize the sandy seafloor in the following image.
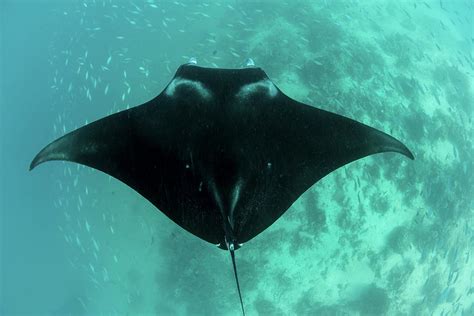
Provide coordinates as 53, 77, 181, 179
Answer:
3, 0, 473, 315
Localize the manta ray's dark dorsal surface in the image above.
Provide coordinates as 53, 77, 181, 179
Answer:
30, 62, 413, 315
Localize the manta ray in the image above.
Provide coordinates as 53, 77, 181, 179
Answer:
30, 59, 413, 315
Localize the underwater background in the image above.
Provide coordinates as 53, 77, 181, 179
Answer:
1, 0, 473, 315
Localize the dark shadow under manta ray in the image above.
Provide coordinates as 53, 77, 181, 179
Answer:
30, 62, 414, 315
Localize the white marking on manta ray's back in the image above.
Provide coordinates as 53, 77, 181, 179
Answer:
208, 178, 243, 230
209, 179, 224, 215
165, 77, 212, 100
229, 178, 243, 229
236, 79, 277, 99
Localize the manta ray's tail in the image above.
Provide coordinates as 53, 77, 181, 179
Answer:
230, 248, 245, 316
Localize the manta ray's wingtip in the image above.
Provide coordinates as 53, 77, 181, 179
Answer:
29, 150, 47, 171
374, 129, 415, 161
29, 151, 48, 171
395, 142, 415, 160
29, 159, 36, 171
404, 147, 415, 160
29, 138, 69, 171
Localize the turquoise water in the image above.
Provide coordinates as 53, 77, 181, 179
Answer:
1, 0, 473, 315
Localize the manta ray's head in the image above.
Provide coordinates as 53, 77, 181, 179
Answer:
169, 63, 273, 101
